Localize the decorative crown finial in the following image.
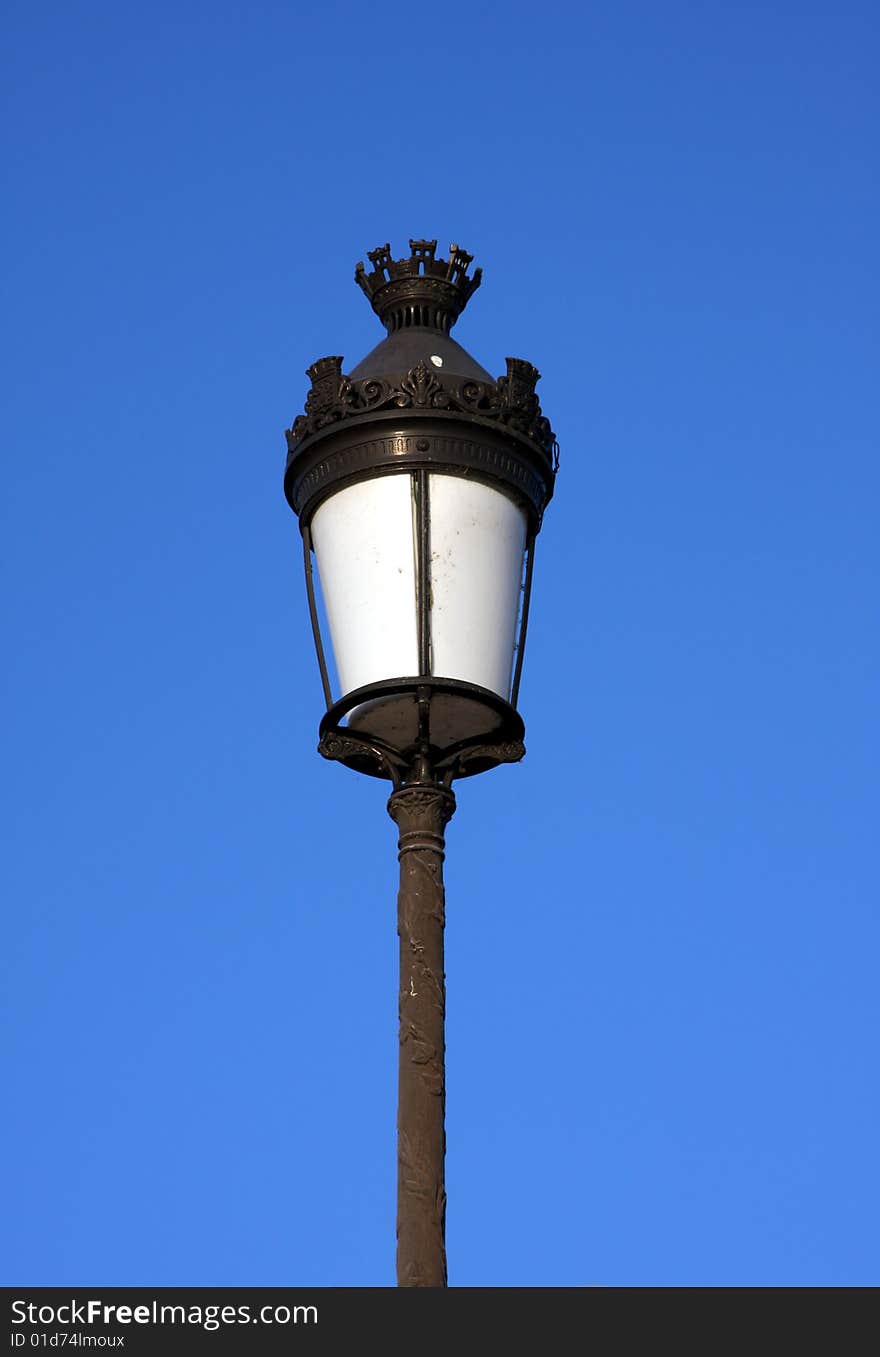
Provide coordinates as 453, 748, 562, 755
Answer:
354, 239, 482, 334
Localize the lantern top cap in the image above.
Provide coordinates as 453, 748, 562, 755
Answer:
355, 240, 482, 335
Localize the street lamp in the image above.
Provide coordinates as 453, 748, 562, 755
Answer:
283, 239, 557, 1287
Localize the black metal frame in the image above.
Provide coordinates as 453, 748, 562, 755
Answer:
317, 677, 526, 785
285, 411, 553, 530
511, 531, 536, 710
302, 521, 332, 709
301, 467, 535, 784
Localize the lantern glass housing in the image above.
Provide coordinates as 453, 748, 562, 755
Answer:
285, 240, 556, 780
312, 472, 527, 696
308, 471, 530, 749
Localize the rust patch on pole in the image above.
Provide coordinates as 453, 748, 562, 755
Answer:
387, 780, 456, 1288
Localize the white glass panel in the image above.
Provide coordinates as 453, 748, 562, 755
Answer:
429, 475, 527, 697
311, 475, 418, 696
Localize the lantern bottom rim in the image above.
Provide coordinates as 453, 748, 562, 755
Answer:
316, 677, 525, 783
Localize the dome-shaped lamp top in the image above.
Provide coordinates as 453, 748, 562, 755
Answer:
350, 239, 492, 383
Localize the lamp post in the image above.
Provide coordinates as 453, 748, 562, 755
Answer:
283, 240, 557, 1287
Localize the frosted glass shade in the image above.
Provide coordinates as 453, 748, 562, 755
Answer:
311, 472, 527, 704
429, 475, 527, 694
311, 475, 418, 695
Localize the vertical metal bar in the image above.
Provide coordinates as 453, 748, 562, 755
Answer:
415, 469, 432, 677
302, 523, 333, 710
387, 779, 456, 1287
510, 530, 536, 708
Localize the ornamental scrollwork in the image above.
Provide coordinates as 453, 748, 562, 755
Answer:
440, 739, 526, 779
318, 730, 401, 783
396, 362, 448, 409
287, 356, 557, 462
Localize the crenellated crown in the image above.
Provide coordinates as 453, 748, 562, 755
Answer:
355, 239, 482, 333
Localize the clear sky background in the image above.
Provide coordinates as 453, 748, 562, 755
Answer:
3, 1, 877, 1287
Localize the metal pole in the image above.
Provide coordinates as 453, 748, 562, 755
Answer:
387, 775, 456, 1287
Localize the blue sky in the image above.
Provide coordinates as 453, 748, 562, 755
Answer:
2, 1, 877, 1286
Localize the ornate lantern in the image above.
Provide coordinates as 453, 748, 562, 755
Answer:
284, 239, 557, 787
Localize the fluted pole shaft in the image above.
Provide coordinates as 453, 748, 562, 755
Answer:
387, 781, 456, 1287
